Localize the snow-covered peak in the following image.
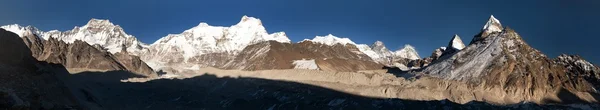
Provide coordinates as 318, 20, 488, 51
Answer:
146, 15, 291, 64
482, 15, 503, 33
197, 22, 210, 27
268, 32, 292, 43
370, 41, 393, 57
236, 15, 263, 27
306, 34, 356, 46
1, 24, 28, 37
394, 44, 421, 60
85, 18, 116, 27
371, 41, 385, 48
448, 34, 465, 50
42, 18, 148, 54
1, 24, 44, 38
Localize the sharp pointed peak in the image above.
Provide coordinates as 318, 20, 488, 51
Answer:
448, 34, 466, 50
482, 15, 503, 33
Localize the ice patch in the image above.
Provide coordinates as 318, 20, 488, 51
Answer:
292, 59, 319, 70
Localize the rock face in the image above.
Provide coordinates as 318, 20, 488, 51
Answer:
0, 29, 78, 109
420, 15, 600, 104
20, 32, 156, 77
223, 41, 382, 72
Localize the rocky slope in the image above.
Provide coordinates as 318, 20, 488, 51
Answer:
222, 41, 382, 72
19, 30, 156, 77
420, 15, 600, 104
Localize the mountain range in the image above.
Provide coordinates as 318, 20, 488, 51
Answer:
1, 15, 599, 109
2, 16, 422, 72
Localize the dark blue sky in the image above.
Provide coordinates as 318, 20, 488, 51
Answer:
1, 0, 599, 64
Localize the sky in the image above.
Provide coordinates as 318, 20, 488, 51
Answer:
1, 0, 599, 64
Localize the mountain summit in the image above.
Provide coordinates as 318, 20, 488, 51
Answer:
421, 15, 600, 104
394, 44, 420, 60
142, 16, 291, 70
482, 15, 503, 34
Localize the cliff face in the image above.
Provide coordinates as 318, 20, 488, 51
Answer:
21, 32, 156, 77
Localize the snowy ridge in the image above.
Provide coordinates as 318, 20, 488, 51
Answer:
47, 18, 149, 54
144, 15, 292, 66
302, 34, 356, 46
394, 44, 421, 60
0, 24, 47, 38
482, 15, 503, 33
356, 44, 382, 61
1, 19, 149, 55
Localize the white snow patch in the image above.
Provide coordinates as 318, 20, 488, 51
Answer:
146, 15, 292, 66
356, 44, 381, 59
304, 34, 356, 46
292, 59, 319, 70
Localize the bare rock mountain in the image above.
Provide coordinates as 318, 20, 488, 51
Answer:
223, 40, 382, 72
420, 15, 600, 104
2, 23, 156, 77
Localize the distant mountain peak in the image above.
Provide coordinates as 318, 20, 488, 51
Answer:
447, 34, 465, 50
1, 24, 44, 38
394, 44, 420, 60
237, 15, 263, 27
482, 15, 503, 33
306, 34, 356, 46
372, 41, 385, 48
86, 18, 116, 27
197, 22, 210, 27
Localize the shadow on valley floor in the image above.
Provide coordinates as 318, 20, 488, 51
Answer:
382, 66, 417, 80
59, 70, 598, 110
